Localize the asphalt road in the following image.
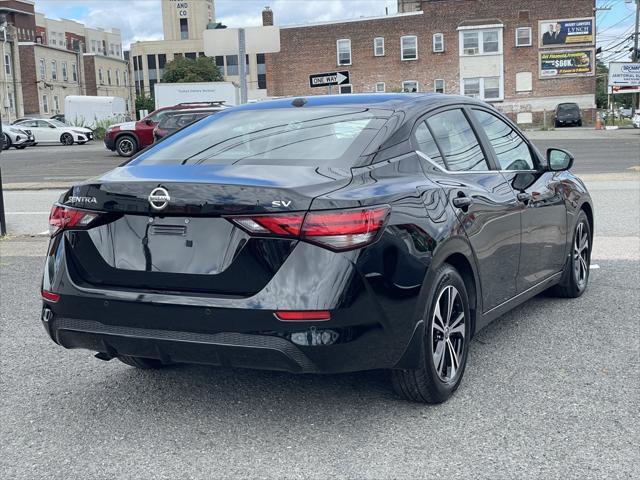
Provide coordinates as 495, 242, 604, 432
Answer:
0, 130, 638, 479
0, 128, 638, 188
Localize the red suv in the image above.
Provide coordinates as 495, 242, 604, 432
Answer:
104, 102, 226, 157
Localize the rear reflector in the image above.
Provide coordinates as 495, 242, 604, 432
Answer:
49, 204, 101, 236
41, 290, 60, 303
275, 310, 331, 321
227, 206, 390, 251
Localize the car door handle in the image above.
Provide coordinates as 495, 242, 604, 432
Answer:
452, 196, 473, 210
517, 192, 532, 204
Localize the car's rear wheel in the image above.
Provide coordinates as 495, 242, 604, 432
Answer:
60, 133, 74, 145
118, 355, 165, 369
3, 133, 11, 150
577, 120, 583, 127
391, 264, 470, 403
551, 210, 591, 298
116, 135, 137, 157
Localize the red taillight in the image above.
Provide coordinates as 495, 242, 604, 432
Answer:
41, 290, 60, 303
227, 206, 390, 251
49, 204, 101, 236
275, 310, 331, 321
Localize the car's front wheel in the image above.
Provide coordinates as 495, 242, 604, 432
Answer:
392, 263, 471, 403
3, 133, 11, 150
551, 210, 591, 298
116, 135, 138, 157
118, 355, 165, 369
60, 133, 74, 145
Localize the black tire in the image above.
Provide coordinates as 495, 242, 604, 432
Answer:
116, 135, 138, 157
391, 263, 471, 404
60, 133, 74, 145
551, 210, 591, 298
77, 141, 87, 145
577, 120, 583, 127
554, 120, 560, 128
3, 133, 11, 150
118, 355, 165, 369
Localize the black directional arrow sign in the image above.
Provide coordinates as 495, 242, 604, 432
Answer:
309, 71, 350, 88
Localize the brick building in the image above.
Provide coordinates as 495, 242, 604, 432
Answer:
265, 0, 597, 124
0, 0, 131, 121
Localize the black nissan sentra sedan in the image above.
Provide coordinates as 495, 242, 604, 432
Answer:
41, 94, 593, 403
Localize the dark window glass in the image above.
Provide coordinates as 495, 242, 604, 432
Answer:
158, 54, 166, 69
174, 53, 183, 58
198, 52, 205, 57
185, 52, 197, 60
132, 108, 391, 167
426, 109, 488, 171
258, 73, 267, 90
256, 53, 265, 64
226, 55, 238, 75
473, 110, 534, 170
147, 54, 156, 69
215, 56, 224, 67
137, 55, 142, 70
180, 18, 189, 40
415, 122, 445, 167
149, 79, 157, 95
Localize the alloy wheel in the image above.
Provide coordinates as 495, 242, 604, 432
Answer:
119, 138, 134, 154
431, 285, 465, 383
574, 221, 589, 288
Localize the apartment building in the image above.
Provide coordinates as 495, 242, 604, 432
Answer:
0, 0, 131, 120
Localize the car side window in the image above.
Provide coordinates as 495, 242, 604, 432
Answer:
426, 109, 489, 172
472, 109, 535, 171
37, 120, 51, 128
414, 121, 446, 168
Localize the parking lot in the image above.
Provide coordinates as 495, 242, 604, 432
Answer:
1, 129, 639, 478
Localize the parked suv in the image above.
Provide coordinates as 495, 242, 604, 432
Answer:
104, 102, 226, 157
2, 123, 36, 150
153, 106, 226, 142
554, 102, 582, 127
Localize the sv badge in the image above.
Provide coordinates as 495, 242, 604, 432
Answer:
272, 200, 292, 208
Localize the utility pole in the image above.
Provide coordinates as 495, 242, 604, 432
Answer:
238, 28, 248, 104
633, 0, 640, 112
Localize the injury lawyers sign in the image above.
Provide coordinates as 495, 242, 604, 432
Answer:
608, 63, 640, 94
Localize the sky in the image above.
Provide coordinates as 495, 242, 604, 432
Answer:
36, 0, 637, 62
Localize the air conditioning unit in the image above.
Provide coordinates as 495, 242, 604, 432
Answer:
464, 48, 478, 55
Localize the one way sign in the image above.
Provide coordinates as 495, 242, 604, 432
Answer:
309, 71, 350, 88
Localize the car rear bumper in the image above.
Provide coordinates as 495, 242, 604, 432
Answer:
104, 136, 115, 150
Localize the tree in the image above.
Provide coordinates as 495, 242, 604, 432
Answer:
162, 56, 224, 83
135, 94, 155, 118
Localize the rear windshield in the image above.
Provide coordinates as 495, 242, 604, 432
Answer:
558, 104, 579, 113
131, 107, 389, 167
158, 112, 214, 129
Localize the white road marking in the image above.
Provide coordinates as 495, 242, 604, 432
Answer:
590, 264, 600, 270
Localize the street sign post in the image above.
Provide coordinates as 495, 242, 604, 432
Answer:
309, 71, 350, 89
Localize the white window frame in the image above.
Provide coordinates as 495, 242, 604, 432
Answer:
72, 63, 78, 82
375, 82, 386, 93
39, 58, 46, 80
402, 80, 419, 93
433, 33, 444, 53
62, 61, 68, 81
401, 35, 418, 61
461, 76, 503, 101
515, 27, 532, 47
434, 79, 445, 93
53, 95, 60, 111
336, 39, 352, 66
42, 94, 49, 113
459, 28, 503, 56
107, 69, 112, 85
51, 60, 57, 81
374, 37, 385, 56
98, 67, 104, 84
339, 84, 353, 94
4, 53, 11, 75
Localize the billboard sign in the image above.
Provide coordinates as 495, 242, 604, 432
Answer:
608, 62, 640, 94
539, 17, 594, 48
540, 49, 595, 79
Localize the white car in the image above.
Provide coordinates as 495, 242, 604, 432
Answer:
2, 123, 36, 150
13, 119, 93, 145
633, 113, 640, 129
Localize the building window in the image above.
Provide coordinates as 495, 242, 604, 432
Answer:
337, 39, 351, 65
374, 37, 385, 56
39, 59, 46, 80
226, 55, 239, 76
4, 53, 10, 75
62, 62, 68, 81
98, 67, 104, 84
401, 35, 418, 60
42, 94, 49, 113
339, 84, 353, 94
434, 79, 445, 93
51, 61, 57, 81
461, 29, 502, 55
402, 80, 419, 92
72, 63, 78, 82
257, 53, 266, 89
180, 18, 189, 40
462, 77, 501, 100
8, 91, 14, 112
116, 69, 120, 86
516, 27, 532, 47
185, 52, 197, 60
147, 54, 156, 69
123, 69, 128, 86
158, 54, 167, 69
107, 69, 112, 85
433, 33, 444, 53
215, 56, 224, 73
91, 40, 97, 52
375, 82, 386, 93
54, 95, 60, 112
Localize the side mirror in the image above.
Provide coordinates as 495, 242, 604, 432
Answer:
547, 148, 574, 171
49, 124, 56, 128
144, 119, 154, 126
